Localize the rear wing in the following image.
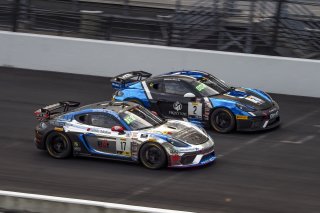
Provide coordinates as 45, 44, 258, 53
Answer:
34, 101, 80, 121
111, 71, 152, 89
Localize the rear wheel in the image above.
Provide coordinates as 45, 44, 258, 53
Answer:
139, 143, 167, 169
46, 132, 72, 159
210, 108, 235, 133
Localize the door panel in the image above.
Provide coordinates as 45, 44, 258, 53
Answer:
85, 134, 117, 154
157, 96, 188, 119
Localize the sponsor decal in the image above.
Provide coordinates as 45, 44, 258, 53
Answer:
122, 73, 133, 79
196, 83, 206, 92
173, 101, 182, 111
169, 111, 187, 116
169, 149, 179, 154
86, 128, 111, 134
73, 142, 81, 151
162, 131, 172, 135
54, 127, 64, 132
140, 133, 148, 138
148, 138, 157, 142
98, 140, 109, 149
116, 151, 131, 156
245, 95, 265, 105
131, 141, 138, 160
269, 110, 279, 119
236, 115, 249, 120
131, 132, 139, 138
124, 114, 136, 124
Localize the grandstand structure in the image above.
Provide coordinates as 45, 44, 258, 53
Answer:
1, 0, 320, 59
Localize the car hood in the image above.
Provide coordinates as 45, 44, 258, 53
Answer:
211, 88, 273, 110
146, 120, 208, 145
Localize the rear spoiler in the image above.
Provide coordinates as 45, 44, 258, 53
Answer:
34, 101, 80, 121
111, 71, 152, 89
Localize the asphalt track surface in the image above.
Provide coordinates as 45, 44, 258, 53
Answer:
0, 67, 320, 213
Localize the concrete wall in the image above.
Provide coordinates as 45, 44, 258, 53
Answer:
0, 30, 319, 97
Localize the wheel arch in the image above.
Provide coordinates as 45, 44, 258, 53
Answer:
137, 141, 169, 166
209, 106, 237, 132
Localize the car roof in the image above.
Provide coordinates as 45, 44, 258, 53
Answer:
151, 70, 209, 81
151, 74, 198, 82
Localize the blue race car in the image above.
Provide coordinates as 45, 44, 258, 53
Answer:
111, 70, 280, 133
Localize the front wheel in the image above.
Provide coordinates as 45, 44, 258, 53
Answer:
139, 143, 167, 169
210, 108, 236, 133
46, 132, 72, 159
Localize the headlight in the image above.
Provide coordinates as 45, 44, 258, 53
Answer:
236, 103, 256, 112
39, 122, 47, 129
168, 138, 190, 147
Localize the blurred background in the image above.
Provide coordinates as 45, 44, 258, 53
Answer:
1, 0, 320, 59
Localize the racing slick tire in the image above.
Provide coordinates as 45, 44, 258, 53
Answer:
139, 143, 167, 169
210, 108, 236, 133
45, 132, 72, 159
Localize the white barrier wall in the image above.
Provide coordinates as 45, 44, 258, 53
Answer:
0, 31, 319, 97
0, 190, 191, 213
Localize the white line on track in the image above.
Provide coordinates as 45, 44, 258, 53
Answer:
0, 190, 193, 213
280, 135, 315, 144
218, 110, 319, 158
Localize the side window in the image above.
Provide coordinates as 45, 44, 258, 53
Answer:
76, 113, 121, 128
164, 80, 189, 95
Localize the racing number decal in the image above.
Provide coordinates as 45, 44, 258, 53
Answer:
120, 141, 126, 151
193, 105, 197, 114
116, 138, 131, 156
188, 102, 202, 119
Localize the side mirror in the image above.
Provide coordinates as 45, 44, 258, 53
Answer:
111, 126, 125, 134
184, 93, 196, 98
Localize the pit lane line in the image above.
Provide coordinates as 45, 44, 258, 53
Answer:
217, 109, 320, 158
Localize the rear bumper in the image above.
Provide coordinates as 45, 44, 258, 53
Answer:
34, 130, 46, 150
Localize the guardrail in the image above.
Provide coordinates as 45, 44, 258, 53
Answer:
0, 0, 320, 59
0, 190, 193, 213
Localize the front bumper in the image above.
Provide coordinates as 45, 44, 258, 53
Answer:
236, 104, 280, 131
168, 152, 216, 168
168, 142, 216, 168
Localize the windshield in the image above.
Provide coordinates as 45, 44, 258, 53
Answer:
192, 76, 231, 96
120, 106, 164, 130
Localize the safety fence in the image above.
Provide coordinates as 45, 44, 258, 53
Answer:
0, 0, 320, 59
